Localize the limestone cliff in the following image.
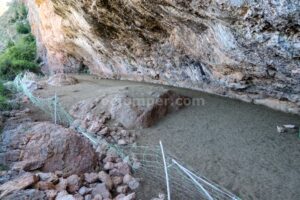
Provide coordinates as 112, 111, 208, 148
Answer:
25, 0, 300, 114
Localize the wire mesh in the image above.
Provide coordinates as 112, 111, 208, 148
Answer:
14, 73, 241, 200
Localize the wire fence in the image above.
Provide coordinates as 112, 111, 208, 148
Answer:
14, 73, 241, 200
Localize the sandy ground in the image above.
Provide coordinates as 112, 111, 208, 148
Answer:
35, 75, 300, 200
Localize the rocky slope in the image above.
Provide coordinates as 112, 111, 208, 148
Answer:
24, 0, 300, 114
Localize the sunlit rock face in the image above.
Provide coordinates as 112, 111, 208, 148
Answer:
25, 0, 300, 114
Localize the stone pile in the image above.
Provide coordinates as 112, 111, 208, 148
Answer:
0, 167, 139, 200
0, 108, 141, 200
71, 113, 137, 146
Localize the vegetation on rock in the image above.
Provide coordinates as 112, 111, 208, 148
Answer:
0, 81, 9, 110
0, 1, 38, 80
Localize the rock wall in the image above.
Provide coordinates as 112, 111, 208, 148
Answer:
25, 0, 300, 114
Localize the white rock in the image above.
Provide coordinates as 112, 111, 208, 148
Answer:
104, 162, 114, 171
79, 186, 92, 196
84, 173, 99, 184
115, 193, 136, 200
55, 191, 76, 200
91, 183, 111, 199
116, 185, 128, 194
98, 171, 113, 190
277, 126, 285, 133
127, 179, 139, 190
93, 194, 103, 200
283, 124, 296, 129
117, 139, 127, 145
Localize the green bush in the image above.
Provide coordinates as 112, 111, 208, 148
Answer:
5, 40, 15, 48
0, 82, 8, 110
9, 2, 28, 23
0, 34, 38, 80
16, 22, 31, 34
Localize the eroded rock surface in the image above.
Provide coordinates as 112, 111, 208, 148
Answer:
0, 121, 98, 176
25, 0, 300, 114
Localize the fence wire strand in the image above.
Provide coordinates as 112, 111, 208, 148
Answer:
14, 73, 241, 200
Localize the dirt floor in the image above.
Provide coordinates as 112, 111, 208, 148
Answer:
35, 75, 300, 200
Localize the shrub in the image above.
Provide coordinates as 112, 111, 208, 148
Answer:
16, 22, 31, 34
0, 82, 8, 110
5, 40, 15, 48
0, 34, 38, 80
10, 2, 28, 23
17, 3, 28, 20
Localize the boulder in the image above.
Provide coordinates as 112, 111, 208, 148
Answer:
0, 173, 39, 198
47, 74, 79, 86
1, 122, 98, 176
70, 86, 188, 129
2, 189, 46, 200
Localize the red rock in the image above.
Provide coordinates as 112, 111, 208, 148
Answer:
56, 178, 68, 191
111, 176, 123, 187
0, 173, 39, 198
67, 175, 81, 193
1, 122, 98, 177
34, 181, 56, 190
84, 173, 99, 184
88, 121, 102, 134
98, 171, 113, 190
103, 162, 114, 171
112, 163, 131, 176
98, 127, 109, 136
